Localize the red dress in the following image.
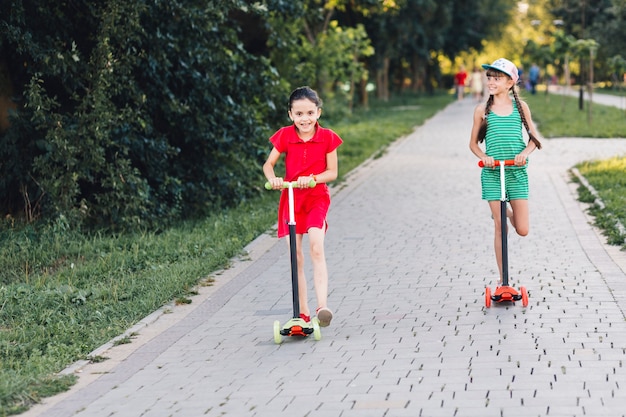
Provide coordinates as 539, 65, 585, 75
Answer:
455, 70, 467, 87
269, 123, 343, 237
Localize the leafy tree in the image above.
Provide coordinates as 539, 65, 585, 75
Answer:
607, 54, 626, 89
0, 0, 531, 231
548, 0, 611, 38
266, 0, 375, 109
361, 0, 515, 98
0, 0, 285, 230
548, 0, 616, 82
586, 0, 626, 76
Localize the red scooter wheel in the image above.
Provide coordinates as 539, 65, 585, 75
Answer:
520, 286, 529, 307
485, 286, 492, 308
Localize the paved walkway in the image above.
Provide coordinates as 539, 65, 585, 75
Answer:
23, 96, 626, 417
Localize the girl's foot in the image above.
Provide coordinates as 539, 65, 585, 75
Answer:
299, 313, 310, 323
316, 307, 333, 327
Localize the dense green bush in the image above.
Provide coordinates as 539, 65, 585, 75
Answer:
0, 1, 290, 230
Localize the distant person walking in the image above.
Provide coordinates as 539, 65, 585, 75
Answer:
469, 66, 484, 102
469, 58, 543, 285
529, 63, 540, 94
454, 65, 468, 100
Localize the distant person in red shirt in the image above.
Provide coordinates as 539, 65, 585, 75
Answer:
263, 86, 343, 328
455, 65, 468, 100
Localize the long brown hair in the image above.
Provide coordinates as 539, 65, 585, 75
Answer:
477, 85, 542, 150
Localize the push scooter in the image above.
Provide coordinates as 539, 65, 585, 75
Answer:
265, 180, 322, 343
478, 160, 529, 308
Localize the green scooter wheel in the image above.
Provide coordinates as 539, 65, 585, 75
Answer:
312, 317, 322, 341
273, 320, 283, 344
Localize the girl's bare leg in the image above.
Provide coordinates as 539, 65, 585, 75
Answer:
307, 227, 328, 310
509, 199, 529, 236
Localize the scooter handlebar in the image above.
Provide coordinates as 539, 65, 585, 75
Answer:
478, 160, 526, 167
264, 180, 316, 190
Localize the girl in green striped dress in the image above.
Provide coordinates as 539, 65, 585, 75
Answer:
469, 58, 543, 285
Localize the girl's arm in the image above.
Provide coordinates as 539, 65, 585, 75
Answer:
515, 101, 539, 165
469, 104, 495, 167
322, 149, 339, 183
263, 147, 283, 189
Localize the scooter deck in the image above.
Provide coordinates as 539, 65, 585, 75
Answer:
273, 317, 321, 344
280, 318, 315, 336
485, 285, 528, 307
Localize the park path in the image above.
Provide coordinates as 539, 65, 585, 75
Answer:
23, 94, 626, 417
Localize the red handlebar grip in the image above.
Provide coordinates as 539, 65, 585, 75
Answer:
478, 160, 518, 167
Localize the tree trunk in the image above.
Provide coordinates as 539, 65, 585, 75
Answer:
376, 57, 390, 101
0, 59, 16, 132
411, 54, 425, 93
359, 76, 368, 108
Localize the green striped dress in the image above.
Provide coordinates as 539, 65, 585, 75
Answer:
481, 103, 529, 201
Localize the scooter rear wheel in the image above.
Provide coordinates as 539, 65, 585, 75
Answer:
520, 286, 529, 307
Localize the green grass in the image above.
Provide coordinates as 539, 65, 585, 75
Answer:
574, 157, 626, 248
523, 92, 626, 138
0, 91, 455, 415
596, 85, 626, 97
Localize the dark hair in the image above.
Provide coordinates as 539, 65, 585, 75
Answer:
289, 86, 322, 109
477, 82, 542, 150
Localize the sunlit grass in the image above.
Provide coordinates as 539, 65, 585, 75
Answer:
575, 156, 626, 248
524, 92, 626, 138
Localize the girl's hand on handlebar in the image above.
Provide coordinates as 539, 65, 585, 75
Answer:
481, 156, 495, 168
268, 177, 284, 190
514, 154, 528, 166
297, 176, 315, 188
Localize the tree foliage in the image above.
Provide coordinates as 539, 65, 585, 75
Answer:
354, 0, 516, 96
545, 0, 624, 80
7, 0, 619, 231
1, 0, 285, 230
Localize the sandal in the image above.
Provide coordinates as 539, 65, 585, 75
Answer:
316, 307, 333, 327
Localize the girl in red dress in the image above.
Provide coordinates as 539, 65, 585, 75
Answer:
455, 65, 468, 100
263, 86, 343, 327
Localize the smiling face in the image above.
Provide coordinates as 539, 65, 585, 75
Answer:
485, 69, 515, 95
288, 98, 321, 140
